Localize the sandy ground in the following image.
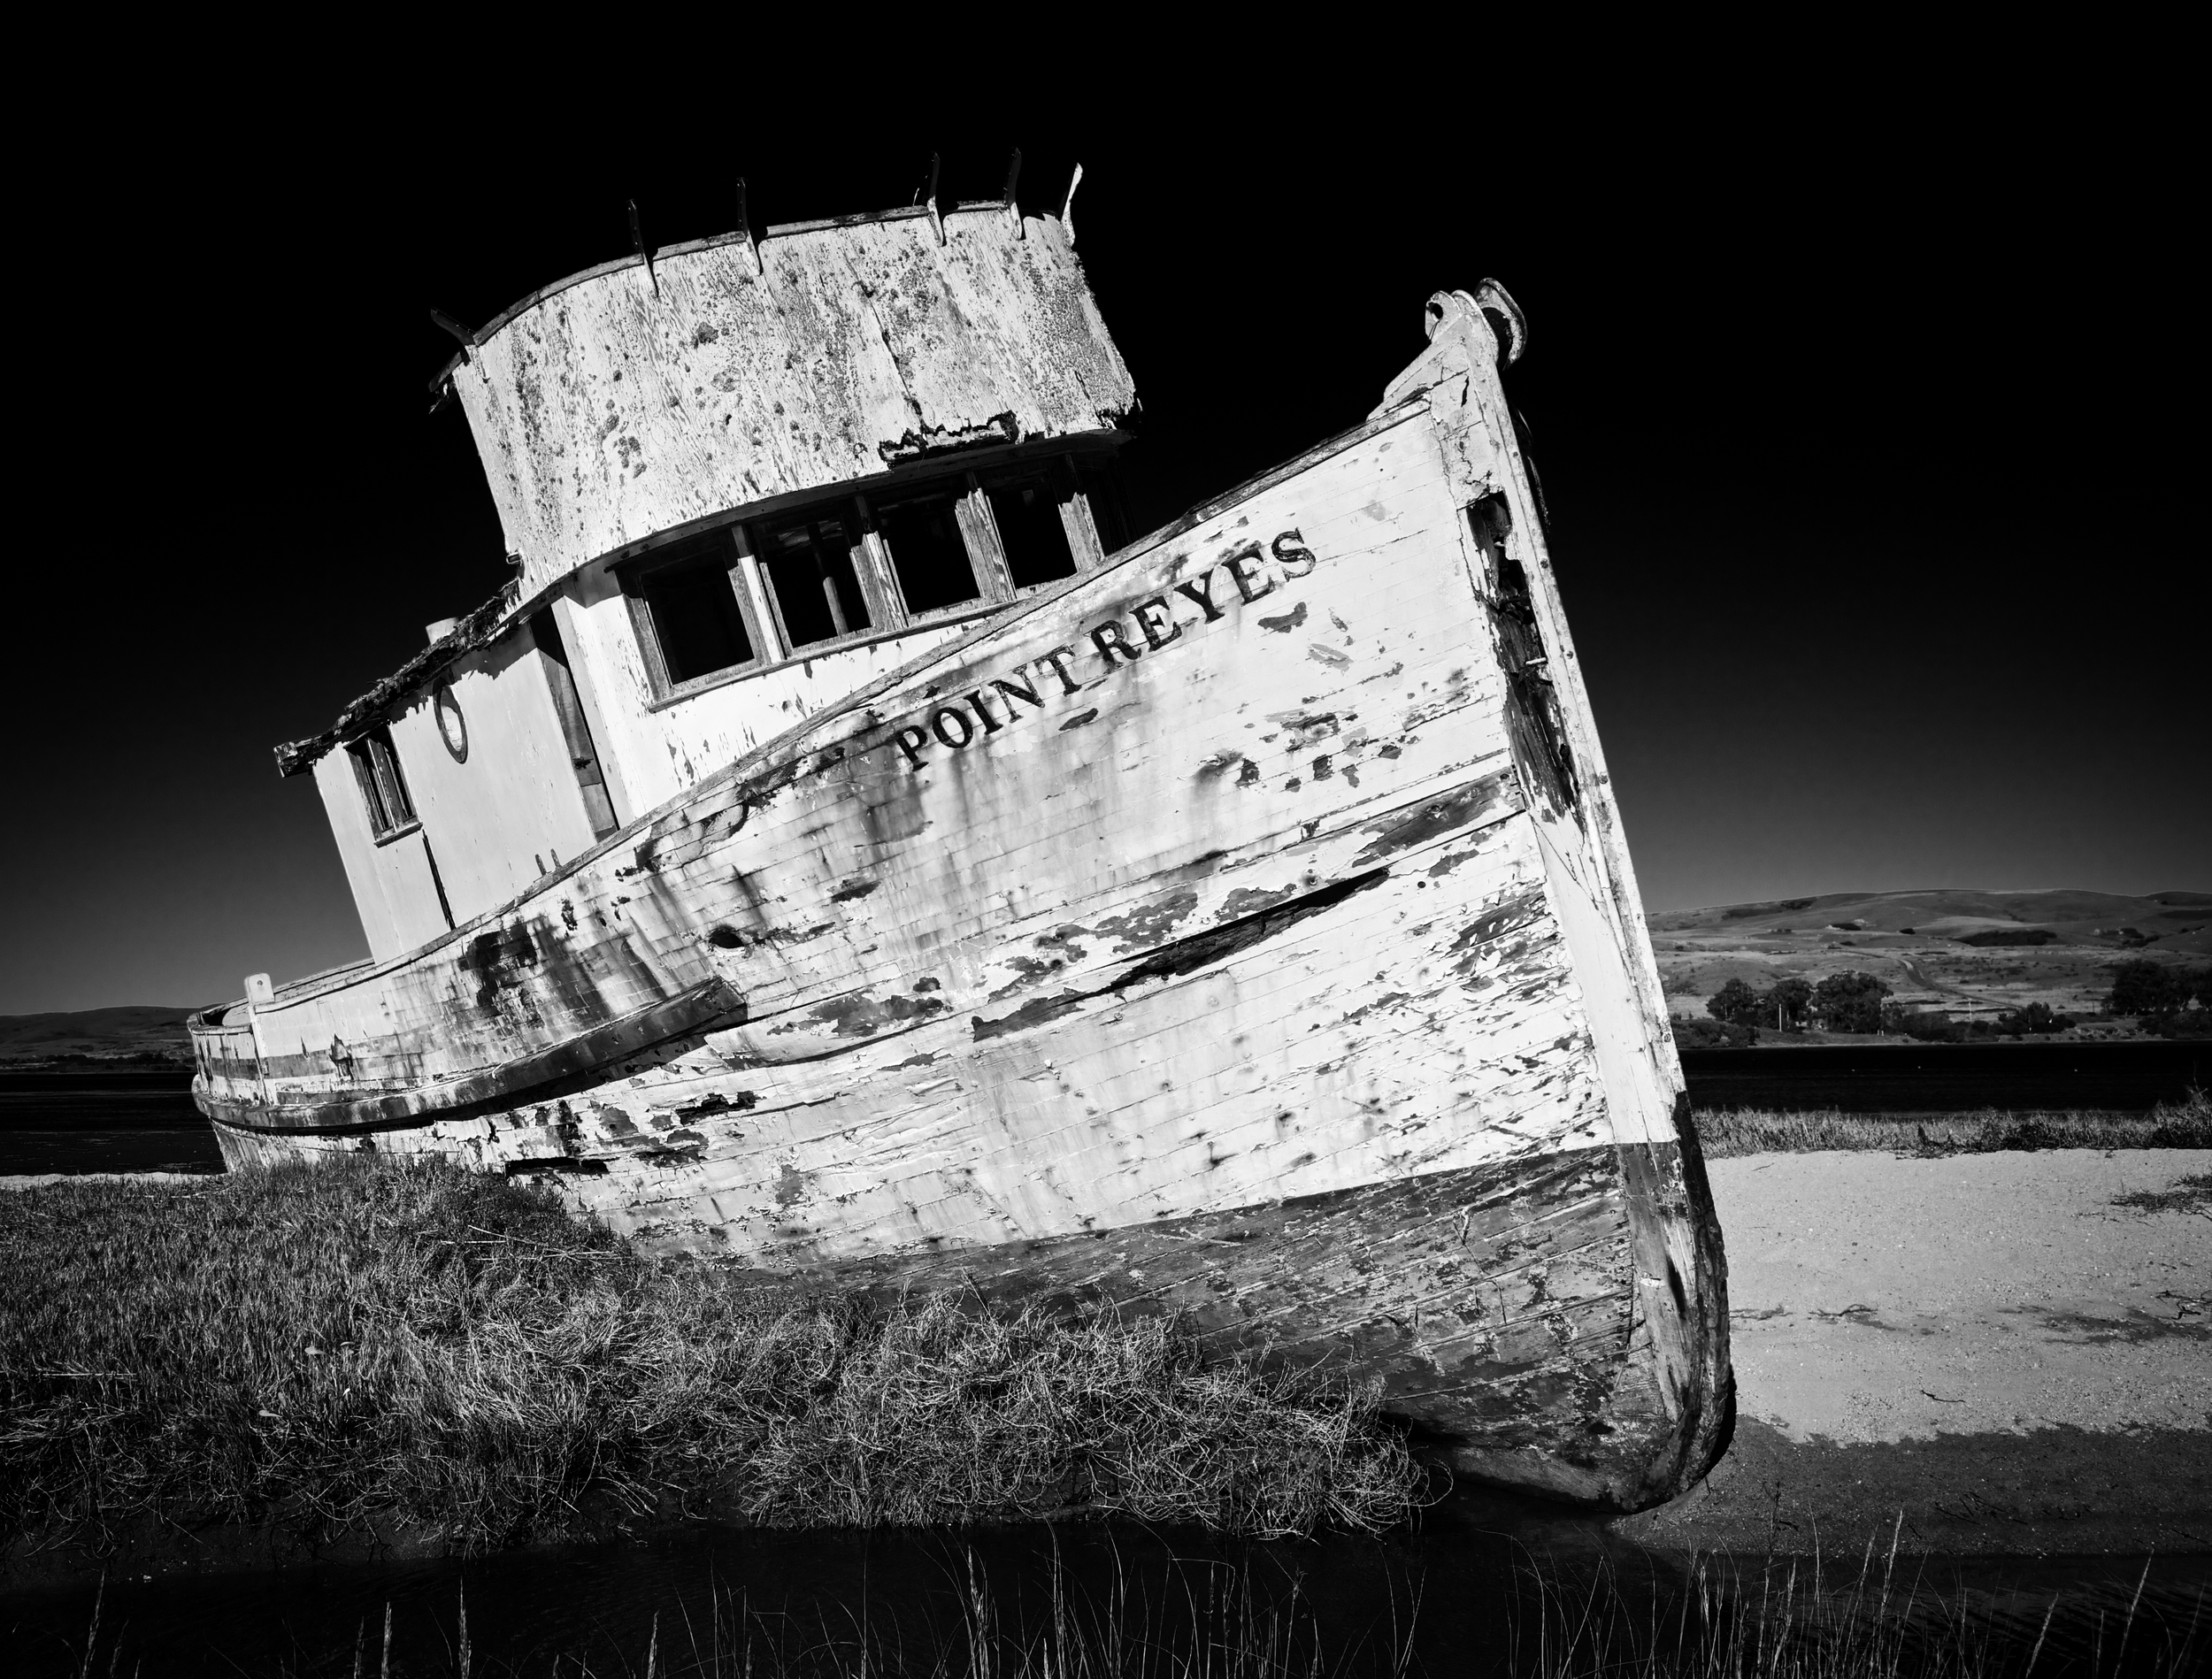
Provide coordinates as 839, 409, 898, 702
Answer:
1615, 1149, 2212, 1554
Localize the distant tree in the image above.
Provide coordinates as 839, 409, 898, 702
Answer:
1673, 1018, 1759, 1049
1994, 1001, 2073, 1035
1812, 971, 1893, 1033
1707, 978, 1764, 1027
2109, 960, 2186, 1017
1768, 977, 1813, 1031
1882, 1004, 1966, 1042
2114, 962, 2212, 1033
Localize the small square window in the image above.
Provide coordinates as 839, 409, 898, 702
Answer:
877, 488, 982, 615
760, 514, 872, 648
347, 727, 416, 840
987, 473, 1079, 588
640, 549, 757, 686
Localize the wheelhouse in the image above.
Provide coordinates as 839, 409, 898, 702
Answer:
274, 192, 1135, 964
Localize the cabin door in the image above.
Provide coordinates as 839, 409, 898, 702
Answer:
530, 610, 621, 840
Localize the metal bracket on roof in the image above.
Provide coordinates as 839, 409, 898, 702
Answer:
427, 310, 474, 413
1003, 149, 1024, 238
734, 177, 763, 277
1062, 163, 1083, 244
430, 309, 474, 362
629, 200, 658, 297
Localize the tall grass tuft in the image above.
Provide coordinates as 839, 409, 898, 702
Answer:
1698, 1085, 2212, 1159
0, 1159, 1425, 1556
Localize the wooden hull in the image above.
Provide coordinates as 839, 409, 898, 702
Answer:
194, 306, 1731, 1509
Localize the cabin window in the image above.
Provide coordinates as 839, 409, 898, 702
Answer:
875, 487, 982, 616
623, 531, 772, 703
623, 456, 1118, 694
347, 727, 417, 840
1074, 456, 1129, 554
635, 539, 757, 686
759, 514, 872, 648
985, 468, 1080, 588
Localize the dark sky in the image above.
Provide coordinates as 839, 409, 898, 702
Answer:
4, 58, 2197, 1014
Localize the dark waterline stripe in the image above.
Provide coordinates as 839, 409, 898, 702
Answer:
0, 1506, 2200, 1678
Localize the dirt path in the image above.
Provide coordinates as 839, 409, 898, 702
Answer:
1616, 1149, 2212, 1554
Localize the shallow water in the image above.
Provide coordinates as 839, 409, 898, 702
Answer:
1678, 1040, 2207, 1113
3, 1503, 2203, 1676
0, 1073, 219, 1174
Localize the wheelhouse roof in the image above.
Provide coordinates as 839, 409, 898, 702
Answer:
444, 199, 1135, 599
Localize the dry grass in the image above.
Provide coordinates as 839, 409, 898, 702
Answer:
2108, 1172, 2212, 1215
0, 1159, 1425, 1556
1696, 1087, 2212, 1159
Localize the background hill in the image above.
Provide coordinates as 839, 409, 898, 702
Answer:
1647, 888, 2209, 1030
0, 1006, 199, 1066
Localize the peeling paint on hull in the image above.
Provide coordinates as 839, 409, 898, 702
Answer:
194, 291, 1731, 1510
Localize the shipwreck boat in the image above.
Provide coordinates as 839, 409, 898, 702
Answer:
189, 174, 1731, 1510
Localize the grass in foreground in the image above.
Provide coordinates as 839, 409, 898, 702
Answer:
1697, 1087, 2212, 1159
0, 1160, 1425, 1555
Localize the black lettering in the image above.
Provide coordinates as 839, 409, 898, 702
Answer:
893, 725, 931, 767
931, 708, 975, 748
1222, 543, 1275, 603
1271, 530, 1318, 577
968, 691, 1005, 732
1037, 645, 1084, 695
992, 671, 1046, 711
1133, 595, 1182, 651
1090, 620, 1143, 666
1172, 569, 1226, 622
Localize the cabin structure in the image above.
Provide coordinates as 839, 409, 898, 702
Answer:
279, 196, 1136, 961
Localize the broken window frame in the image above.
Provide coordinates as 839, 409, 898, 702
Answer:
622, 451, 1123, 701
979, 458, 1094, 589
859, 458, 1107, 621
620, 528, 772, 703
863, 480, 995, 627
1069, 453, 1127, 557
347, 726, 418, 843
750, 508, 883, 656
